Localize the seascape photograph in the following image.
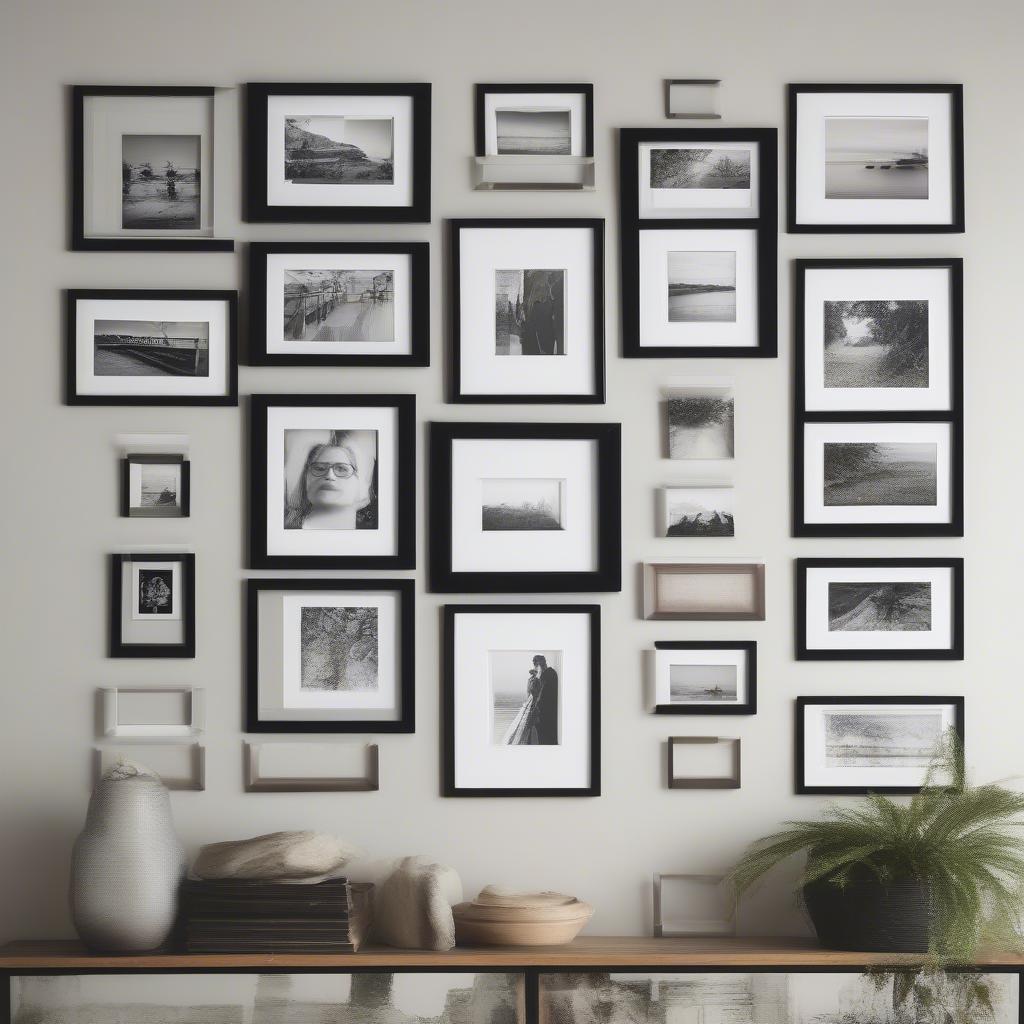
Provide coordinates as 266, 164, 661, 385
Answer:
822, 441, 938, 507
284, 116, 394, 184
824, 116, 929, 200
667, 251, 737, 323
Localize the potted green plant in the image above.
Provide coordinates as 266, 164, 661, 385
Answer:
728, 736, 1024, 960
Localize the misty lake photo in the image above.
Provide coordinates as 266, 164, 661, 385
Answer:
669, 663, 738, 703
825, 710, 942, 768
667, 251, 736, 322
824, 116, 929, 200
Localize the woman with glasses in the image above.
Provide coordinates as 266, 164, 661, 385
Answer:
284, 429, 378, 531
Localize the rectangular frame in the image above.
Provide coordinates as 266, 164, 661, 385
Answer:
664, 79, 721, 119
109, 552, 195, 658
654, 641, 756, 715
95, 743, 205, 791
653, 873, 736, 937
668, 736, 741, 789
474, 83, 594, 157
102, 686, 204, 738
244, 741, 380, 792
120, 454, 190, 517
644, 562, 765, 620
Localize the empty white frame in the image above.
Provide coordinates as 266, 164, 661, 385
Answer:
644, 562, 765, 620
653, 873, 736, 937
102, 686, 205, 738
244, 741, 379, 792
95, 743, 205, 790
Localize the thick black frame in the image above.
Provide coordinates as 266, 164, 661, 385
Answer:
65, 288, 238, 407
653, 641, 757, 715
120, 454, 190, 518
247, 241, 430, 367
786, 83, 966, 234
474, 83, 594, 157
109, 552, 195, 659
249, 393, 416, 570
448, 218, 606, 403
244, 82, 431, 223
443, 603, 601, 797
796, 695, 966, 795
71, 85, 233, 252
429, 421, 621, 593
245, 577, 415, 734
795, 557, 965, 661
619, 127, 778, 359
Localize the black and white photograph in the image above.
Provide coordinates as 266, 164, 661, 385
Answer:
672, 664, 736, 703
94, 319, 209, 378
823, 441, 937, 507
667, 251, 736, 322
300, 604, 378, 692
122, 454, 189, 518
823, 299, 928, 389
284, 115, 394, 184
650, 147, 751, 190
662, 486, 734, 537
653, 641, 756, 715
481, 478, 564, 532
137, 567, 174, 616
475, 85, 593, 158
824, 117, 929, 199
121, 134, 200, 229
444, 604, 599, 796
495, 108, 571, 154
284, 269, 394, 342
796, 558, 963, 660
495, 269, 566, 355
665, 383, 735, 460
489, 649, 561, 744
137, 462, 181, 509
797, 696, 965, 793
110, 553, 194, 658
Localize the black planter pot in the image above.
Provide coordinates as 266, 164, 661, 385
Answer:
803, 876, 932, 952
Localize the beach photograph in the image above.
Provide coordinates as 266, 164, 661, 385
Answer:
666, 385, 735, 459
828, 581, 932, 632
495, 107, 571, 155
650, 147, 751, 189
823, 298, 929, 389
121, 134, 200, 230
824, 116, 929, 199
823, 441, 938, 507
284, 116, 393, 184
667, 251, 737, 322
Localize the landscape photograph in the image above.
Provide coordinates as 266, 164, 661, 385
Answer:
667, 250, 737, 322
284, 116, 394, 184
822, 441, 938, 507
824, 115, 929, 199
669, 663, 738, 704
284, 269, 394, 342
495, 108, 571, 154
137, 462, 181, 509
664, 487, 735, 537
824, 710, 943, 769
121, 133, 200, 229
93, 319, 210, 378
649, 146, 751, 189
823, 298, 929, 389
481, 478, 565, 531
666, 386, 735, 460
828, 580, 932, 632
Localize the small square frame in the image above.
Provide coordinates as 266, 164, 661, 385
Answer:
102, 686, 205, 738
120, 454, 190, 518
653, 873, 736, 937
109, 552, 196, 658
667, 736, 741, 789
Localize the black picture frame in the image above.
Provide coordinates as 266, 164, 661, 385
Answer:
474, 83, 594, 157
786, 83, 965, 234
244, 82, 431, 223
429, 421, 621, 593
795, 695, 965, 795
120, 454, 190, 518
109, 552, 195, 658
249, 393, 416, 570
795, 557, 965, 661
443, 603, 601, 797
619, 128, 778, 359
448, 218, 606, 403
65, 288, 238, 407
653, 641, 757, 715
247, 241, 430, 367
71, 85, 233, 252
245, 577, 415, 734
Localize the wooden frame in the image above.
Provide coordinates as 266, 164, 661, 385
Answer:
443, 604, 601, 798
109, 552, 195, 658
246, 241, 430, 367
795, 557, 965, 661
244, 741, 380, 792
644, 562, 765, 620
448, 218, 606, 403
667, 737, 741, 790
101, 686, 204, 738
786, 83, 965, 234
244, 82, 431, 223
249, 393, 416, 570
95, 743, 205, 791
120, 454, 190, 518
474, 83, 594, 156
653, 641, 757, 715
795, 695, 966, 795
429, 422, 621, 593
71, 85, 233, 252
245, 577, 415, 734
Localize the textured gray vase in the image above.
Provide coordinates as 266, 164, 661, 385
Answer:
70, 762, 186, 951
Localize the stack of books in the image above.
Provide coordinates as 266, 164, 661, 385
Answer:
180, 878, 373, 953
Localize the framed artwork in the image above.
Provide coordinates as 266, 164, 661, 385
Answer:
653, 641, 756, 715
443, 604, 600, 797
449, 219, 605, 403
664, 378, 734, 460
429, 422, 621, 593
796, 696, 965, 795
65, 289, 237, 406
474, 84, 594, 157
796, 557, 964, 661
248, 242, 429, 367
72, 85, 232, 252
644, 562, 765, 621
245, 83, 431, 223
250, 394, 415, 570
110, 552, 195, 658
246, 578, 414, 734
121, 454, 189, 517
795, 418, 963, 536
796, 258, 963, 415
661, 486, 734, 537
787, 84, 965, 233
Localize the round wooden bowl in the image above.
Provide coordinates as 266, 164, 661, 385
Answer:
453, 888, 593, 946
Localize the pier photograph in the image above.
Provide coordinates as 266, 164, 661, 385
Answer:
667, 251, 737, 322
284, 116, 393, 184
93, 319, 210, 377
283, 269, 394, 343
121, 134, 200, 229
824, 116, 929, 199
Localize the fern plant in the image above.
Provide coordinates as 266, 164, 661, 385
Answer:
728, 734, 1024, 964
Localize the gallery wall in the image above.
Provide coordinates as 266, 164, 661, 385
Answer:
1, 0, 1021, 941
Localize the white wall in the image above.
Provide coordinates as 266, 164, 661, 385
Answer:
1, 0, 1020, 943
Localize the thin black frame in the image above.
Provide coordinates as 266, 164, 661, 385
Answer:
245, 577, 415, 734
244, 83, 431, 223
443, 603, 601, 797
653, 641, 757, 715
448, 218, 606, 403
65, 288, 238, 407
795, 557, 964, 661
120, 454, 190, 518
249, 393, 416, 570
794, 257, 964, 418
71, 85, 233, 252
110, 552, 195, 659
247, 241, 430, 367
474, 83, 594, 157
429, 421, 621, 593
795, 695, 966, 795
786, 83, 966, 234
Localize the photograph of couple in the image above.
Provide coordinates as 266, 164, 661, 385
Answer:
490, 650, 561, 746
